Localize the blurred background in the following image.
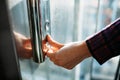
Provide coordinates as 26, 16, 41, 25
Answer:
7, 0, 120, 80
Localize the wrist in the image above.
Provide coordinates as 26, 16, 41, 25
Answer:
77, 41, 91, 59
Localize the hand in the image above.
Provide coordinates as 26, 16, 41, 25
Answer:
44, 35, 91, 69
43, 35, 64, 55
14, 32, 32, 59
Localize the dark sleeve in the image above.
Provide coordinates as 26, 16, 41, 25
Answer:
86, 18, 120, 65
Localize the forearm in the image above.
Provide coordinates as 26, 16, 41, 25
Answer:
86, 18, 120, 64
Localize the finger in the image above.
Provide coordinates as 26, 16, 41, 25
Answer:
24, 48, 33, 58
46, 50, 58, 63
17, 46, 32, 59
42, 44, 49, 55
47, 35, 64, 48
23, 38, 31, 44
42, 35, 48, 44
23, 39, 32, 50
46, 49, 56, 58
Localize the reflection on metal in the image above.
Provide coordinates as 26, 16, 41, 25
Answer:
27, 0, 45, 63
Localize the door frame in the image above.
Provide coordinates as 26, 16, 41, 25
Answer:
0, 0, 21, 80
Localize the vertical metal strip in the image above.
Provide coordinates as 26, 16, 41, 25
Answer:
27, 0, 45, 63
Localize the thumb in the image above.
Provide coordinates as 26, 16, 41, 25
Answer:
47, 35, 64, 48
